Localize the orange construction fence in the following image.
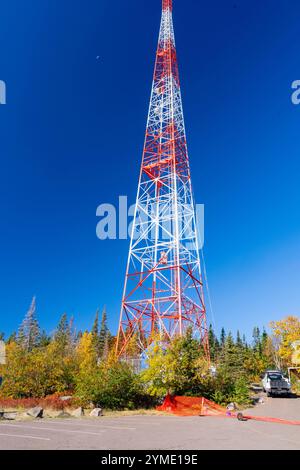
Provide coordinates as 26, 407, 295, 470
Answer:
157, 395, 225, 417
157, 394, 300, 426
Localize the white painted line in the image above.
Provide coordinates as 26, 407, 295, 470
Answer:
100, 425, 136, 430
42, 420, 136, 431
0, 433, 50, 441
108, 420, 162, 426
0, 423, 106, 436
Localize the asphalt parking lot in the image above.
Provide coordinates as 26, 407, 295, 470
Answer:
0, 397, 299, 450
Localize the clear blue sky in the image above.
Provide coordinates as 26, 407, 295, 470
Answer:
1, 0, 299, 339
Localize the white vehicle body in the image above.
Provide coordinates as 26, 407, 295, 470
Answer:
262, 370, 291, 397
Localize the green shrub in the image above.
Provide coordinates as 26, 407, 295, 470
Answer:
206, 374, 251, 407
75, 361, 152, 410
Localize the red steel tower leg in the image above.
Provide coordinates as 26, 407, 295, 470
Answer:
116, 0, 209, 360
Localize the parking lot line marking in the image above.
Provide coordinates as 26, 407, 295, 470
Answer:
0, 433, 50, 441
0, 423, 106, 436
42, 420, 136, 431
110, 420, 162, 426
99, 426, 136, 430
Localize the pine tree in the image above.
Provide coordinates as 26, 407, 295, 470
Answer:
17, 297, 41, 351
252, 326, 262, 354
54, 313, 70, 353
0, 332, 4, 341
99, 306, 108, 357
208, 324, 218, 363
252, 326, 259, 345
221, 332, 245, 379
236, 330, 243, 348
220, 327, 226, 347
91, 309, 100, 357
91, 309, 99, 337
76, 330, 83, 341
39, 330, 51, 347
261, 327, 268, 351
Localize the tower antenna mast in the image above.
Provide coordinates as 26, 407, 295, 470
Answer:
116, 0, 209, 360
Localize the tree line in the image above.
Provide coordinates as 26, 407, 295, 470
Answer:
0, 297, 299, 409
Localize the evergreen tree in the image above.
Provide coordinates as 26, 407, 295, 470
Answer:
208, 324, 215, 352
76, 330, 83, 341
17, 297, 41, 351
39, 330, 51, 347
252, 326, 260, 346
91, 309, 100, 357
99, 307, 108, 357
54, 313, 71, 353
91, 309, 99, 337
0, 332, 4, 341
208, 324, 219, 363
221, 332, 245, 379
236, 330, 243, 348
220, 327, 226, 347
252, 326, 262, 354
261, 327, 268, 351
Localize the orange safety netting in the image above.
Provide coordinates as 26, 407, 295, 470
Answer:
157, 394, 300, 426
157, 395, 227, 417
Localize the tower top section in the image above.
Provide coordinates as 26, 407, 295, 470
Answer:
163, 0, 173, 11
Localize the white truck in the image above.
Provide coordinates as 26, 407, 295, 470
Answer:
262, 370, 291, 397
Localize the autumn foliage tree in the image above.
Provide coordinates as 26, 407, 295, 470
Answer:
0, 298, 299, 407
270, 316, 300, 368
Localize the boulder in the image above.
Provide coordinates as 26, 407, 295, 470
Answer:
90, 408, 103, 417
72, 407, 84, 418
26, 407, 43, 419
3, 412, 18, 420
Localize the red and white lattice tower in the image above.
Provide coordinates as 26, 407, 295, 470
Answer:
116, 0, 209, 359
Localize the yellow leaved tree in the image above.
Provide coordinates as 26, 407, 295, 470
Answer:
77, 332, 97, 369
270, 316, 300, 367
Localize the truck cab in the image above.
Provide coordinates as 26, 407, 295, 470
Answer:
262, 370, 291, 397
